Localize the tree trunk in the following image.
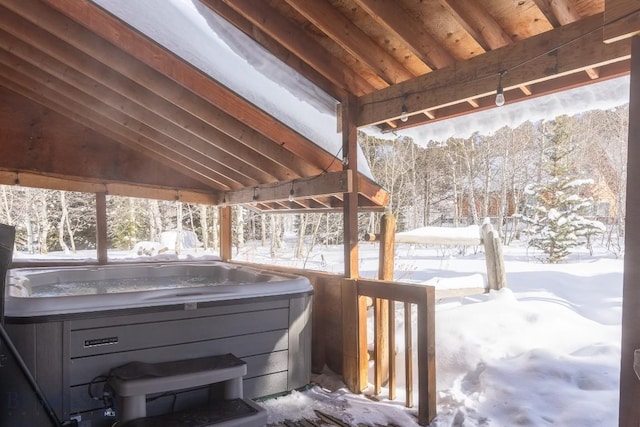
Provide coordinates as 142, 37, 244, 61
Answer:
175, 201, 183, 255
37, 191, 49, 254
200, 205, 209, 250
58, 191, 70, 254
235, 205, 244, 254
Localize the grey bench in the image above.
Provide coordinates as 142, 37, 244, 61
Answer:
107, 354, 267, 427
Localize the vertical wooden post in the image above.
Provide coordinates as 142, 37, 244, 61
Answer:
417, 286, 436, 425
341, 279, 368, 392
95, 192, 107, 264
341, 94, 367, 392
375, 213, 395, 393
342, 94, 359, 279
620, 35, 640, 427
219, 205, 232, 262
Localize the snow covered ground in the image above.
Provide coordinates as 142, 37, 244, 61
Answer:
237, 239, 623, 427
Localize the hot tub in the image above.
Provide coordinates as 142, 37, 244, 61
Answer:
4, 262, 313, 427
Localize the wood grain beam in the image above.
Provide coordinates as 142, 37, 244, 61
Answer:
222, 171, 352, 205
0, 171, 218, 205
439, 0, 513, 51
282, 0, 414, 84
211, 0, 375, 96
604, 0, 640, 42
352, 0, 455, 70
359, 12, 631, 127
38, 0, 340, 176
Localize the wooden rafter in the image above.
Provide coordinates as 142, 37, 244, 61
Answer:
282, 0, 414, 84
439, 0, 513, 51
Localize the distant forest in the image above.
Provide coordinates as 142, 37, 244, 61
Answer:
0, 106, 628, 257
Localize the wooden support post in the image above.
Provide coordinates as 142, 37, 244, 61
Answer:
95, 192, 107, 264
342, 94, 359, 279
341, 94, 366, 392
341, 279, 368, 392
417, 286, 437, 425
375, 213, 395, 393
219, 205, 232, 262
619, 35, 640, 427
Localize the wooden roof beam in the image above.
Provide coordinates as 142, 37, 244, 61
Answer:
352, 0, 455, 70
222, 171, 352, 206
210, 0, 375, 96
0, 172, 218, 205
358, 12, 631, 127
282, 0, 415, 84
439, 0, 513, 51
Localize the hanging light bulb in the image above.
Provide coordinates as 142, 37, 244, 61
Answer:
400, 103, 409, 122
288, 182, 295, 202
495, 71, 506, 107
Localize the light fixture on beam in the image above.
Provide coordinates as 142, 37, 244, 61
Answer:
288, 181, 295, 202
400, 95, 409, 122
495, 71, 506, 107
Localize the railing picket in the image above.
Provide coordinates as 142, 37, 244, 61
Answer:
404, 301, 413, 408
388, 299, 396, 401
374, 297, 382, 394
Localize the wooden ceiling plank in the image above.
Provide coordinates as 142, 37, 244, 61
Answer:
39, 0, 342, 177
282, 0, 414, 84
211, 0, 375, 96
439, 0, 513, 51
358, 12, 630, 127
1, 3, 311, 184
352, 0, 455, 70
0, 16, 283, 186
0, 57, 237, 191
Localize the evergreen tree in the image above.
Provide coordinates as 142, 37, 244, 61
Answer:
523, 117, 605, 263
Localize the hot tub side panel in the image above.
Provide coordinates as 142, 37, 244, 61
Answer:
5, 293, 312, 427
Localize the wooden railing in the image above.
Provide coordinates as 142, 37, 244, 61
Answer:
355, 278, 436, 426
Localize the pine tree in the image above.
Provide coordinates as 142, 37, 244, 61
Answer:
524, 117, 605, 263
